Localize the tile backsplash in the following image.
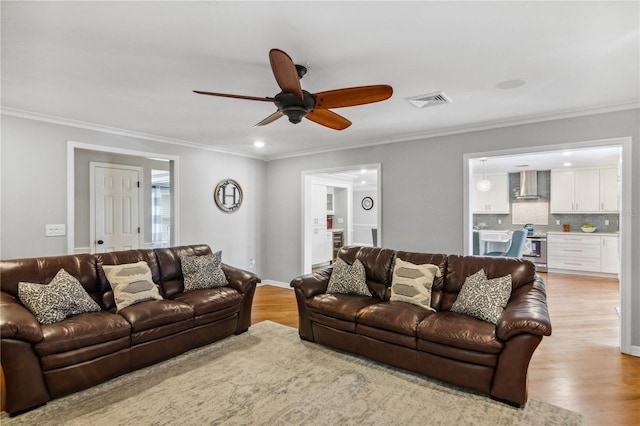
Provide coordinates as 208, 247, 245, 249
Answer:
474, 211, 620, 233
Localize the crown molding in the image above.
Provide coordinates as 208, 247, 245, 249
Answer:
3, 101, 637, 163
263, 101, 639, 161
0, 107, 265, 161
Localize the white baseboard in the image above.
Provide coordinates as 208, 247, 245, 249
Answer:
630, 345, 640, 357
74, 247, 91, 254
259, 280, 291, 289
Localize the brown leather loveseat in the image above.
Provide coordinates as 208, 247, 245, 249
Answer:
291, 246, 551, 407
0, 244, 259, 415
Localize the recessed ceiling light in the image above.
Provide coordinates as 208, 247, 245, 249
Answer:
253, 141, 265, 148
361, 180, 366, 184
361, 169, 367, 173
562, 151, 572, 156
496, 79, 526, 89
563, 162, 572, 167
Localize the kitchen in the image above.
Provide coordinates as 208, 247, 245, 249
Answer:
472, 146, 621, 277
303, 166, 381, 273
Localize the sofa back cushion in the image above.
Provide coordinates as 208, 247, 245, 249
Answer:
154, 244, 212, 297
336, 246, 396, 300
395, 252, 447, 310
0, 254, 100, 304
441, 255, 536, 311
96, 249, 160, 310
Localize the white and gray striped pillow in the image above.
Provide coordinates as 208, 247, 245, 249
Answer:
103, 261, 163, 311
389, 259, 440, 311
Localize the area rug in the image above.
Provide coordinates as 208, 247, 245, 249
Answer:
1, 321, 581, 425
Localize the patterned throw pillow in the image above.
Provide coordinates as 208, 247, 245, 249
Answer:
326, 258, 371, 297
450, 269, 512, 325
389, 258, 441, 311
18, 269, 101, 324
103, 261, 163, 311
180, 251, 228, 292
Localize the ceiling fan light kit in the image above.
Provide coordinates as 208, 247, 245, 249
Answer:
194, 48, 393, 130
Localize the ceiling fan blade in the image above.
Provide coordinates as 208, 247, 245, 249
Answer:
254, 111, 284, 127
269, 49, 304, 100
306, 109, 352, 130
313, 85, 393, 109
193, 90, 275, 102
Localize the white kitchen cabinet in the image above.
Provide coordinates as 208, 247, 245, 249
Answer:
548, 233, 619, 275
548, 233, 601, 272
310, 184, 332, 265
473, 174, 509, 214
599, 168, 619, 212
551, 168, 619, 213
311, 184, 327, 226
600, 236, 620, 274
311, 227, 329, 265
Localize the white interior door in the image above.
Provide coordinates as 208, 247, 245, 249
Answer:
91, 163, 143, 253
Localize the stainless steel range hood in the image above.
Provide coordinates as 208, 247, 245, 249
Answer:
516, 170, 540, 200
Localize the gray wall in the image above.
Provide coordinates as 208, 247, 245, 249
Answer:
0, 115, 267, 273
74, 149, 170, 249
263, 109, 640, 348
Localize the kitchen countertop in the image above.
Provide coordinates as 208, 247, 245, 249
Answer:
546, 231, 620, 236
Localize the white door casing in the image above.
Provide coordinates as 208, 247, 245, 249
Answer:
90, 162, 143, 253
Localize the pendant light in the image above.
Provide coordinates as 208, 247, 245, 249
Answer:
476, 159, 491, 192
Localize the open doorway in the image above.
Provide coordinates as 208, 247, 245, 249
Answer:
464, 136, 633, 356
301, 164, 381, 274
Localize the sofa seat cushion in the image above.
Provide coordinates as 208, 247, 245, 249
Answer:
416, 311, 504, 354
171, 287, 243, 316
356, 301, 434, 336
34, 311, 131, 357
306, 293, 381, 322
40, 336, 131, 371
117, 299, 194, 333
417, 339, 499, 367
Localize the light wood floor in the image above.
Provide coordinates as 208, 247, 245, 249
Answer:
252, 274, 640, 426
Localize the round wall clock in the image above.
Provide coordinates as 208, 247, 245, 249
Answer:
361, 196, 374, 210
214, 179, 243, 213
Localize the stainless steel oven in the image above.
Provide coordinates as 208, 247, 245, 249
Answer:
522, 233, 547, 272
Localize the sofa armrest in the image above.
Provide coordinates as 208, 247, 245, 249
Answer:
221, 263, 261, 294
0, 291, 43, 343
496, 275, 552, 341
290, 265, 333, 298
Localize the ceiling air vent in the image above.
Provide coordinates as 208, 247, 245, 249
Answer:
406, 91, 452, 109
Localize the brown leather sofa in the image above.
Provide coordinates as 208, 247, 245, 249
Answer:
291, 246, 551, 407
0, 244, 259, 415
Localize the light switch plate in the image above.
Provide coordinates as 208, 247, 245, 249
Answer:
45, 224, 66, 236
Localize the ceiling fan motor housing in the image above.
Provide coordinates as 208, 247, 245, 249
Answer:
275, 91, 316, 123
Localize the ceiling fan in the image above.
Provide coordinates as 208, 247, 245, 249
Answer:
193, 49, 393, 130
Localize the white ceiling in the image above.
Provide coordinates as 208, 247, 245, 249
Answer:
472, 146, 622, 175
1, 1, 638, 161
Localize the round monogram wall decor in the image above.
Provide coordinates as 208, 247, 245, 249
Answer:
361, 196, 374, 210
214, 179, 243, 213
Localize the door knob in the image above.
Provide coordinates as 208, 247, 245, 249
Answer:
97, 240, 104, 245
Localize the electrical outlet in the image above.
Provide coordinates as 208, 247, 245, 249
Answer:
45, 224, 66, 236
556, 220, 560, 225
249, 258, 256, 271
497, 219, 502, 225
604, 219, 610, 226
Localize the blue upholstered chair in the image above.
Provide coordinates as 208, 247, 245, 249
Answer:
485, 229, 527, 258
